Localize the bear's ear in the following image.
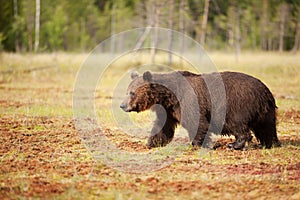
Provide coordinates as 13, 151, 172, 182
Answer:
130, 71, 139, 80
143, 71, 152, 82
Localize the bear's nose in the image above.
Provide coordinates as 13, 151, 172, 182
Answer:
120, 103, 127, 109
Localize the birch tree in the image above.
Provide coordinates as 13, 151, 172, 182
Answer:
34, 0, 40, 52
292, 4, 300, 52
168, 0, 175, 64
278, 3, 289, 52
260, 0, 269, 50
200, 0, 210, 46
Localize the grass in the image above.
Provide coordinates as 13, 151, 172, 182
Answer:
210, 51, 300, 110
0, 51, 299, 199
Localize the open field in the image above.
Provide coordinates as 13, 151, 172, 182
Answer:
0, 52, 300, 199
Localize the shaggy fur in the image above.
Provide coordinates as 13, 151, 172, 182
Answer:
120, 71, 280, 150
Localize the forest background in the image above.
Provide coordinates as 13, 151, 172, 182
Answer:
1, 0, 300, 53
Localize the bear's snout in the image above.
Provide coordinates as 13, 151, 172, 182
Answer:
120, 101, 134, 112
120, 102, 128, 111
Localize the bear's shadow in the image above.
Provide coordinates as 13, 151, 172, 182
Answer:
211, 136, 300, 150
279, 138, 300, 147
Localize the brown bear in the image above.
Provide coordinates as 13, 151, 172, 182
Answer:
120, 70, 280, 150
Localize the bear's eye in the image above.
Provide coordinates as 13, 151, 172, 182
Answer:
129, 91, 135, 97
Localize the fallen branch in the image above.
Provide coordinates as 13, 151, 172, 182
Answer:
0, 65, 57, 74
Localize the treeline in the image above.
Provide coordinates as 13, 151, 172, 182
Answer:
0, 0, 300, 52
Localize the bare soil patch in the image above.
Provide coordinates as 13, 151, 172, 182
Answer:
1, 109, 299, 199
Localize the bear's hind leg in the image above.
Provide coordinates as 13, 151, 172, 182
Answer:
252, 122, 280, 149
251, 109, 280, 149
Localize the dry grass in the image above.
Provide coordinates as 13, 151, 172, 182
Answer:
0, 52, 299, 199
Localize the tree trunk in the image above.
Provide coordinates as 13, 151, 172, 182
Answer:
13, 0, 20, 52
80, 18, 85, 51
227, 5, 234, 49
200, 0, 210, 46
292, 5, 300, 52
279, 4, 288, 52
134, 26, 151, 50
150, 2, 160, 63
268, 37, 273, 51
27, 25, 33, 52
136, 0, 147, 27
179, 0, 186, 64
279, 18, 285, 52
13, 0, 18, 21
260, 0, 268, 50
235, 4, 241, 62
34, 0, 40, 52
26, 1, 35, 52
111, 3, 116, 54
168, 0, 174, 65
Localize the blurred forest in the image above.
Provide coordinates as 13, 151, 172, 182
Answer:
0, 0, 300, 52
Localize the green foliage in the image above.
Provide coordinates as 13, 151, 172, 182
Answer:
0, 0, 14, 51
0, 0, 299, 52
43, 5, 67, 51
0, 52, 300, 199
0, 32, 6, 51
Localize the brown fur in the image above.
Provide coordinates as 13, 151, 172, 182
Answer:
120, 71, 280, 150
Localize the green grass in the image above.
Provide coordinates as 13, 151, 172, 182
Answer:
210, 51, 300, 110
0, 52, 299, 199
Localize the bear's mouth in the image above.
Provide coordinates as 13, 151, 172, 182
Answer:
127, 106, 140, 113
121, 106, 132, 112
120, 103, 136, 112
123, 108, 133, 112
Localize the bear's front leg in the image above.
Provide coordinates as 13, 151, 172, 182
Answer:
147, 112, 178, 149
147, 132, 170, 149
190, 118, 210, 148
191, 132, 206, 148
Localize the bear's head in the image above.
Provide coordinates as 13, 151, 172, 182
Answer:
120, 71, 156, 112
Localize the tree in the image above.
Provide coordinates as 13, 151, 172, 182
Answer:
292, 3, 300, 52
226, 1, 241, 61
234, 3, 241, 61
200, 0, 210, 46
34, 0, 40, 52
13, 0, 20, 52
23, 0, 35, 52
44, 5, 67, 51
278, 3, 289, 52
0, 0, 300, 52
111, 3, 116, 54
260, 0, 269, 50
227, 4, 234, 50
168, 0, 175, 64
179, 0, 188, 64
135, 0, 147, 27
145, 0, 167, 63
